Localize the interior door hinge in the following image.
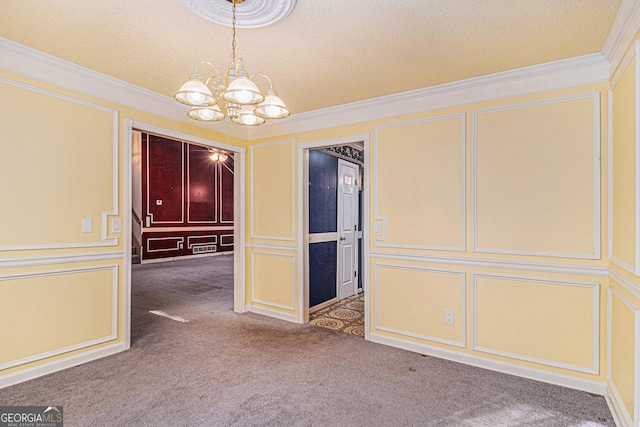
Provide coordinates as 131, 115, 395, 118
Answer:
354, 270, 357, 277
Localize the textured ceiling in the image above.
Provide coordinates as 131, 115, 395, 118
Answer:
0, 0, 622, 116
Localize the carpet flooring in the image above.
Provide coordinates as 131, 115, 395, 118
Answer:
0, 255, 615, 426
309, 293, 364, 336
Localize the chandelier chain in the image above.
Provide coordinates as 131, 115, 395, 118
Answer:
231, 1, 237, 66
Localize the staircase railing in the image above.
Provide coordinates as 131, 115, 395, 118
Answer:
131, 209, 143, 261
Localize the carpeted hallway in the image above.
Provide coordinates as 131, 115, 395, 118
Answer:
0, 255, 614, 426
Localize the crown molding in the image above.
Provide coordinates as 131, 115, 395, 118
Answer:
248, 53, 608, 140
0, 37, 249, 140
602, 0, 640, 77
0, 36, 609, 143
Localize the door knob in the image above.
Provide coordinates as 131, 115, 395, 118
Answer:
340, 236, 346, 241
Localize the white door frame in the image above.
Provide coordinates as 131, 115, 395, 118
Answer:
124, 119, 246, 349
297, 133, 371, 340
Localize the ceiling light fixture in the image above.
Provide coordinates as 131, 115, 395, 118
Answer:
209, 148, 228, 162
174, 0, 290, 126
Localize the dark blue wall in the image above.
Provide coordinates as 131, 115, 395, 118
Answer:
309, 150, 338, 233
309, 150, 339, 307
309, 241, 337, 307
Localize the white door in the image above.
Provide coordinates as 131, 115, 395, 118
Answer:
337, 160, 359, 301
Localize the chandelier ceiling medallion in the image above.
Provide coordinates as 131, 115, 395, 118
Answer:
175, 0, 292, 126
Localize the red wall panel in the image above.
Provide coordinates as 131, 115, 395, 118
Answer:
188, 144, 218, 223
140, 133, 234, 260
145, 135, 184, 223
220, 160, 234, 223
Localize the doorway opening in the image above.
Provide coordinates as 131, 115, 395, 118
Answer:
124, 120, 245, 349
131, 131, 235, 264
298, 135, 370, 339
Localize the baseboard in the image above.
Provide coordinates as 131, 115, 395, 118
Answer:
0, 341, 126, 389
605, 381, 634, 427
141, 251, 233, 264
245, 305, 302, 323
369, 333, 606, 395
309, 298, 338, 314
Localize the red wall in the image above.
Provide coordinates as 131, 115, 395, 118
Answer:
141, 133, 234, 260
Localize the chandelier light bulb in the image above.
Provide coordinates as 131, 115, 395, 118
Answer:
175, 74, 214, 106
242, 113, 257, 125
209, 150, 228, 162
223, 74, 264, 105
231, 105, 265, 126
187, 91, 206, 105
265, 105, 282, 118
198, 108, 215, 120
255, 90, 290, 119
235, 90, 253, 104
187, 105, 224, 121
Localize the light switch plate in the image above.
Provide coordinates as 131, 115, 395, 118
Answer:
373, 223, 381, 235
82, 218, 92, 233
111, 218, 122, 233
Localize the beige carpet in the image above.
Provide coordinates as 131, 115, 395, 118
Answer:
309, 293, 364, 336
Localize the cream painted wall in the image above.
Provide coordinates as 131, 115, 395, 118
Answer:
246, 82, 610, 391
608, 283, 639, 426
0, 68, 244, 385
611, 52, 638, 271
245, 139, 299, 320
375, 115, 465, 251
474, 95, 598, 258
374, 263, 465, 347
608, 34, 640, 427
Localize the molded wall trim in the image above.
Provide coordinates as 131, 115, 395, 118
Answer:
245, 304, 301, 324
0, 342, 126, 389
369, 251, 609, 277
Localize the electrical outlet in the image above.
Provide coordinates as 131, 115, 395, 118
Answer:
444, 309, 454, 325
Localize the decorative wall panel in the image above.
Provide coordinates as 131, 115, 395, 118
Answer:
0, 79, 118, 250
250, 251, 296, 311
607, 284, 639, 427
250, 141, 295, 241
374, 114, 465, 251
610, 45, 639, 274
374, 262, 465, 347
0, 266, 117, 370
473, 274, 599, 373
473, 94, 600, 259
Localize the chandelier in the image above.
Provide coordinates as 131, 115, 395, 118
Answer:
174, 0, 290, 126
